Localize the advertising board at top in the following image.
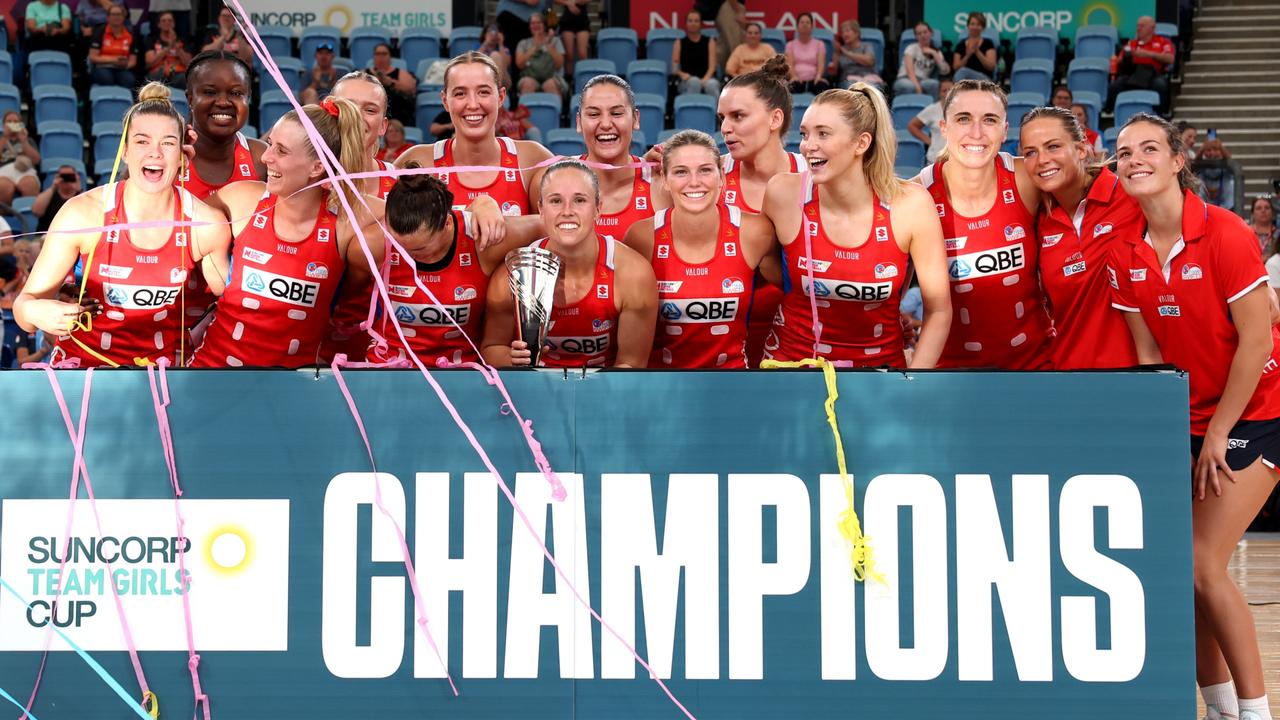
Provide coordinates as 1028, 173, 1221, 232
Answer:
245, 0, 451, 36
925, 0, 1156, 42
633, 2, 853, 39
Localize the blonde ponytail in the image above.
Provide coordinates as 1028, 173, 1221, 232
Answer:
285, 97, 370, 212
811, 83, 902, 202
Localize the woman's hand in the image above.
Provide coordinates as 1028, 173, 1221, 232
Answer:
510, 339, 533, 366
1194, 428, 1237, 501
22, 297, 100, 338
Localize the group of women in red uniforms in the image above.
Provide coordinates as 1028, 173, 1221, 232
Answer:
6, 36, 1279, 719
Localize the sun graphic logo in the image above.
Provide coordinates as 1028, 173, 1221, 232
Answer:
204, 524, 255, 577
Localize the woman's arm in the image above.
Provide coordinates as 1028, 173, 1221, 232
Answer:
612, 248, 657, 368
13, 196, 96, 334
704, 38, 718, 80
908, 116, 930, 145
672, 40, 685, 79
898, 185, 950, 367
978, 44, 997, 72
785, 44, 799, 81
1121, 311, 1162, 364
548, 37, 564, 70
393, 68, 417, 96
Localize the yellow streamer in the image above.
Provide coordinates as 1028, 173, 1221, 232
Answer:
759, 358, 882, 583
142, 689, 160, 718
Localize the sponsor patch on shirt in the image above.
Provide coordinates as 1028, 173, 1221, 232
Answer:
242, 268, 322, 308
98, 264, 132, 280
657, 245, 670, 259
724, 243, 737, 257
797, 256, 832, 272
723, 190, 737, 205
1130, 268, 1147, 281
947, 245, 1025, 281
944, 237, 967, 252
1041, 233, 1063, 248
597, 284, 609, 299
656, 280, 683, 293
389, 284, 415, 298
242, 247, 272, 264
1158, 305, 1181, 317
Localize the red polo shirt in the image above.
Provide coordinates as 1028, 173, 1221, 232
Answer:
92, 24, 134, 59
1037, 168, 1142, 369
1109, 190, 1280, 434
1124, 35, 1175, 73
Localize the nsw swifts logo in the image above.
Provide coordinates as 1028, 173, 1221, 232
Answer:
722, 277, 745, 294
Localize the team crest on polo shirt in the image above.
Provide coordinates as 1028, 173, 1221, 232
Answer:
1181, 263, 1203, 280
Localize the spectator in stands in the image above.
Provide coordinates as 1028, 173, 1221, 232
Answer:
1107, 15, 1174, 112
1070, 103, 1105, 157
32, 163, 80, 233
145, 11, 191, 88
1052, 84, 1073, 109
553, 0, 589, 80
674, 9, 719, 96
716, 0, 745, 69
785, 12, 828, 94
907, 77, 953, 163
0, 112, 40, 206
148, 0, 192, 47
831, 19, 884, 92
376, 119, 414, 163
89, 4, 138, 88
496, 98, 539, 142
479, 23, 513, 90
1178, 120, 1198, 161
369, 43, 417, 127
430, 110, 454, 141
515, 12, 568, 96
75, 0, 122, 38
1251, 195, 1278, 255
301, 42, 339, 105
495, 0, 549, 63
24, 0, 73, 54
951, 11, 996, 82
893, 21, 948, 98
1195, 138, 1235, 210
726, 22, 776, 78
201, 5, 251, 65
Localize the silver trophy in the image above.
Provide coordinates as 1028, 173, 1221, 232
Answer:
505, 246, 562, 367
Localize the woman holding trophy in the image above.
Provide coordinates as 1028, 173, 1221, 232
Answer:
482, 159, 658, 368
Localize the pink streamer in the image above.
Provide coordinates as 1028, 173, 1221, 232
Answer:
145, 359, 211, 720
226, 5, 692, 712
799, 172, 824, 354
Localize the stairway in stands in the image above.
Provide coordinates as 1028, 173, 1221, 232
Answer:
1173, 0, 1280, 200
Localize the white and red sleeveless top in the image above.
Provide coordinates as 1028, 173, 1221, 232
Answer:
369, 211, 488, 366
921, 153, 1053, 369
650, 205, 753, 368
721, 151, 806, 213
58, 182, 195, 367
433, 136, 529, 215
533, 234, 620, 368
765, 182, 908, 366
180, 131, 258, 200
583, 153, 654, 237
192, 192, 344, 368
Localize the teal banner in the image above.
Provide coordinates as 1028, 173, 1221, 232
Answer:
0, 369, 1193, 718
925, 0, 1156, 42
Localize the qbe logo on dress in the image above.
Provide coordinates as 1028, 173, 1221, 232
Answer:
103, 282, 182, 309
800, 276, 892, 302
391, 302, 471, 326
659, 297, 740, 322
947, 245, 1025, 282
243, 268, 322, 308
0, 499, 289, 651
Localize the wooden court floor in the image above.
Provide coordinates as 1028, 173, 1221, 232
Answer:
1199, 534, 1280, 715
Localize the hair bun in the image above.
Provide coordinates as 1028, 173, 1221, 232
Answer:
136, 81, 173, 105
761, 54, 790, 81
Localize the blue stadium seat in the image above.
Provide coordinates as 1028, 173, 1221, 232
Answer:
38, 121, 83, 161
645, 28, 684, 74
1102, 126, 1119, 156
33, 85, 78, 125
522, 92, 562, 132
1010, 58, 1053, 100
813, 28, 835, 68
569, 93, 581, 119
898, 27, 940, 61
713, 131, 727, 155
40, 158, 86, 190
859, 27, 885, 74
273, 56, 305, 95
891, 93, 931, 130
10, 196, 35, 234
332, 57, 355, 75
29, 51, 73, 87
1072, 90, 1101, 130
92, 121, 122, 165
0, 28, 8, 52
784, 130, 801, 154
90, 85, 132, 125
416, 60, 445, 92
1066, 57, 1109, 104
401, 28, 443, 75
627, 59, 668, 99
597, 28, 639, 72
575, 59, 617, 95
348, 26, 390, 71
258, 90, 292, 133
546, 127, 585, 156
0, 84, 19, 118
1001, 136, 1020, 156
94, 158, 117, 185
416, 94, 445, 139
1155, 22, 1178, 41
761, 28, 786, 54
896, 131, 926, 169
448, 26, 483, 56
255, 26, 293, 65
635, 93, 665, 140
1074, 25, 1117, 60
1006, 92, 1045, 125
792, 93, 815, 121
631, 129, 646, 157
674, 94, 717, 134
402, 126, 424, 145
1114, 89, 1159, 127
300, 26, 342, 69
895, 162, 922, 179
0, 50, 12, 85
657, 128, 678, 144
168, 86, 189, 119
1015, 26, 1057, 62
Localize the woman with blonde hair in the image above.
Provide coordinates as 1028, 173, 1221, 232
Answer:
761, 83, 952, 366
